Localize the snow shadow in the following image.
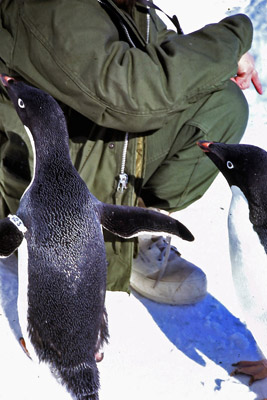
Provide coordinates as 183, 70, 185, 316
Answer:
134, 291, 265, 394
0, 255, 22, 339
134, 291, 260, 369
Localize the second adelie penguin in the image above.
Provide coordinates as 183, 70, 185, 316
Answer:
198, 140, 267, 385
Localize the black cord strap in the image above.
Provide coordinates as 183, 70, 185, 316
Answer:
138, 0, 183, 34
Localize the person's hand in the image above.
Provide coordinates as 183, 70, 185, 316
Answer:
231, 52, 263, 95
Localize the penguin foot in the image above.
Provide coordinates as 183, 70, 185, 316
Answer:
231, 359, 267, 385
19, 337, 31, 359
95, 351, 104, 363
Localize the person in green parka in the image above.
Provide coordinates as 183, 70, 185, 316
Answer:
0, 0, 263, 303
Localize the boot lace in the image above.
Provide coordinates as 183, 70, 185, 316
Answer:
149, 236, 181, 287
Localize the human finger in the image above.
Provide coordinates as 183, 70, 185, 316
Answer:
251, 70, 263, 94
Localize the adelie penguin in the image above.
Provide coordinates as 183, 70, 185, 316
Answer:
0, 74, 194, 400
198, 140, 267, 385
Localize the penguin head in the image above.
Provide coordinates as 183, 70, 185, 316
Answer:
198, 141, 267, 192
0, 74, 67, 144
198, 141, 267, 223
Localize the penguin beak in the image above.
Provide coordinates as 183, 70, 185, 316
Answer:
197, 141, 213, 153
197, 141, 225, 162
197, 140, 229, 174
0, 74, 15, 88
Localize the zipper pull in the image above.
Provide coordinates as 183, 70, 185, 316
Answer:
117, 173, 128, 192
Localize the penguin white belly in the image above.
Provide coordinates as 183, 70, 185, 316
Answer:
17, 238, 39, 361
20, 125, 36, 200
228, 185, 267, 356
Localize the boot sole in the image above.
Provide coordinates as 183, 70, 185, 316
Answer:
130, 270, 207, 305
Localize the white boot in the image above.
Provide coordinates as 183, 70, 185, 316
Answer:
131, 235, 207, 305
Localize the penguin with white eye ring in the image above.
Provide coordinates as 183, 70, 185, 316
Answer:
0, 74, 194, 400
198, 140, 267, 386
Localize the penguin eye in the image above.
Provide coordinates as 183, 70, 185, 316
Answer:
226, 161, 234, 169
18, 98, 25, 108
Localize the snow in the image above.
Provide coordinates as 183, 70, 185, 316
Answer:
1, 1, 267, 399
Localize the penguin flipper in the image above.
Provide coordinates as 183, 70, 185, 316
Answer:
97, 203, 194, 241
0, 217, 25, 257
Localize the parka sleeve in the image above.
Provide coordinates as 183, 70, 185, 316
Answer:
2, 0, 253, 132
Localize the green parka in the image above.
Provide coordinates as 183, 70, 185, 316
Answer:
0, 0, 253, 291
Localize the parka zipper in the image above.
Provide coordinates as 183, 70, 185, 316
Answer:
97, 0, 149, 193
116, 13, 143, 193
146, 13, 150, 43
116, 8, 150, 193
117, 132, 129, 192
